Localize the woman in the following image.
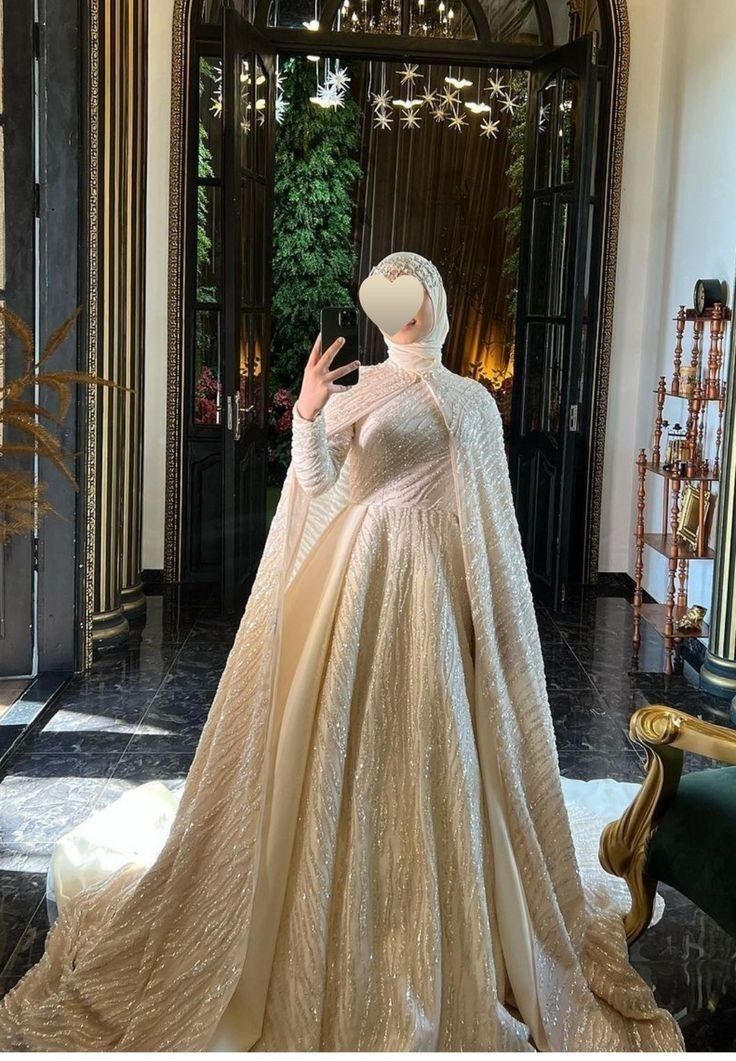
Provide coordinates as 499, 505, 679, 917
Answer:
0, 252, 683, 1051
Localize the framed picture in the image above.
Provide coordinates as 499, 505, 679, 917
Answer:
677, 484, 713, 549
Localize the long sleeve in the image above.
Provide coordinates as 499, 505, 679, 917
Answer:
291, 403, 354, 497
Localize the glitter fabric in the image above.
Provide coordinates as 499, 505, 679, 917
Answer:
0, 258, 685, 1052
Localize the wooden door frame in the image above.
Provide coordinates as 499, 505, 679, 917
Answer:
163, 0, 631, 587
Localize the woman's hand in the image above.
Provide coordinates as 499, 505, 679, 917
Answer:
295, 332, 360, 421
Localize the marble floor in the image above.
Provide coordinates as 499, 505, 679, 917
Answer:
0, 580, 735, 1048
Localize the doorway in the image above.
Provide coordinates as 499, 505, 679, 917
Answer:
165, 0, 629, 613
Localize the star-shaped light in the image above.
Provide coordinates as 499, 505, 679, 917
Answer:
480, 116, 500, 138
275, 94, 288, 124
326, 64, 351, 91
374, 108, 393, 129
538, 102, 551, 130
419, 87, 437, 106
400, 108, 421, 128
399, 62, 422, 85
371, 89, 392, 109
448, 109, 467, 131
499, 91, 519, 114
439, 86, 460, 107
485, 74, 506, 98
431, 104, 447, 122
323, 83, 347, 108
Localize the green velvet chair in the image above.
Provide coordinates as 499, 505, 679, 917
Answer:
600, 704, 736, 944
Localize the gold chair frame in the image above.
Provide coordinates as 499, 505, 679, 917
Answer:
599, 703, 736, 945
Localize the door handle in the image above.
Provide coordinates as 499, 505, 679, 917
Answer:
568, 403, 580, 432
234, 393, 241, 441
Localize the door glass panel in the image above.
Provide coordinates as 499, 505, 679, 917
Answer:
199, 56, 222, 180
252, 180, 265, 304
529, 198, 553, 317
239, 311, 251, 418
254, 55, 269, 177
239, 55, 254, 171
549, 196, 570, 317
240, 177, 253, 304
523, 322, 546, 434
534, 76, 556, 191
194, 310, 222, 425
523, 322, 565, 435
545, 322, 565, 435
196, 184, 222, 303
557, 74, 579, 185
252, 312, 265, 425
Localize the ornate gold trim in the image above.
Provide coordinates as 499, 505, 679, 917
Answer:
600, 703, 736, 945
586, 1, 630, 584
164, 0, 192, 582
599, 706, 683, 944
82, 0, 101, 670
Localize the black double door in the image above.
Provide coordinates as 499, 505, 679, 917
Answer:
221, 10, 276, 610
510, 34, 599, 610
184, 11, 275, 612
185, 28, 599, 616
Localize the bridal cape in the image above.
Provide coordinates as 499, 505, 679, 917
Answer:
0, 360, 684, 1051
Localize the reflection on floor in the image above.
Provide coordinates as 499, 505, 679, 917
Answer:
0, 580, 734, 1047
0, 681, 32, 720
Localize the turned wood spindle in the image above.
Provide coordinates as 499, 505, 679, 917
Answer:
672, 305, 686, 393
716, 309, 727, 383
632, 449, 647, 650
697, 399, 706, 471
664, 469, 682, 676
697, 479, 706, 558
677, 557, 688, 610
690, 315, 703, 376
707, 303, 723, 400
686, 382, 702, 477
714, 380, 726, 478
652, 376, 667, 466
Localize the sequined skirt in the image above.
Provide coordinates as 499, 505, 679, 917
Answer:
247, 500, 524, 1050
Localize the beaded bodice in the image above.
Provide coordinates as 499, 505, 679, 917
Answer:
291, 364, 456, 514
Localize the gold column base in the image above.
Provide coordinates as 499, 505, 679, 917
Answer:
91, 607, 130, 650
121, 581, 147, 621
699, 651, 736, 699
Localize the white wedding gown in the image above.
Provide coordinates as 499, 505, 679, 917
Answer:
43, 374, 661, 1050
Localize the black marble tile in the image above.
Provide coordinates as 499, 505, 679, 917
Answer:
107, 751, 196, 786
2, 903, 50, 984
0, 756, 121, 858
541, 642, 598, 691
124, 690, 213, 754
0, 870, 45, 973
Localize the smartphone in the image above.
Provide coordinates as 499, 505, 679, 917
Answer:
320, 305, 360, 387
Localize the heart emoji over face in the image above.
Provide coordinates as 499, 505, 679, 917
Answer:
358, 273, 425, 338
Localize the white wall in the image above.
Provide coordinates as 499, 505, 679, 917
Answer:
142, 0, 175, 570
600, 0, 736, 624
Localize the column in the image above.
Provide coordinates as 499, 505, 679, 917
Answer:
88, 0, 148, 654
700, 318, 736, 704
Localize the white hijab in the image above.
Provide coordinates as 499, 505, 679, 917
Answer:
368, 251, 450, 376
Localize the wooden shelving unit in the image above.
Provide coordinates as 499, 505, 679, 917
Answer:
632, 301, 730, 674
